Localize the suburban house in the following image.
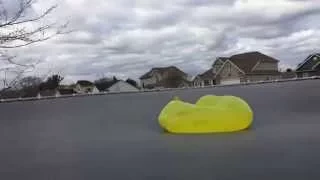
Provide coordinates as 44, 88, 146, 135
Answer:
74, 80, 99, 94
139, 66, 188, 89
108, 80, 139, 93
212, 51, 280, 84
193, 68, 216, 87
94, 77, 119, 92
295, 53, 320, 78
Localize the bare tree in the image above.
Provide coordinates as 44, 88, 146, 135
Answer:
0, 0, 68, 48
0, 53, 40, 89
18, 75, 41, 88
0, 0, 69, 92
17, 75, 42, 97
40, 74, 63, 90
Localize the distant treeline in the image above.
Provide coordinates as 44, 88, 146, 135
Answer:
0, 74, 139, 99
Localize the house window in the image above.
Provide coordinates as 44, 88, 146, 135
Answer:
303, 73, 309, 77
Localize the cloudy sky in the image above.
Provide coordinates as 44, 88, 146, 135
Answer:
2, 0, 320, 84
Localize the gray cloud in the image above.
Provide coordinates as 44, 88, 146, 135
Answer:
181, 0, 236, 6
2, 0, 320, 83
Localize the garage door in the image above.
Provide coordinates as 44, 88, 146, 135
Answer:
220, 78, 240, 85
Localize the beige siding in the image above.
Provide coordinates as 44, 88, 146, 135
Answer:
141, 69, 187, 88
254, 62, 278, 71
193, 77, 215, 86
152, 71, 163, 82
109, 81, 139, 92
92, 87, 100, 93
161, 71, 169, 79
246, 75, 279, 82
219, 61, 243, 79
141, 77, 157, 86
212, 60, 224, 73
75, 84, 98, 93
141, 71, 163, 86
240, 76, 248, 82
216, 61, 244, 84
193, 80, 214, 87
75, 84, 82, 92
193, 77, 204, 87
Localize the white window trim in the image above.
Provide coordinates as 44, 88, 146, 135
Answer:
251, 61, 261, 71
215, 60, 245, 78
212, 58, 226, 71
297, 54, 320, 70
312, 61, 320, 70
213, 58, 225, 66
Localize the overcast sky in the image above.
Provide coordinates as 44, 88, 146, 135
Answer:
2, 0, 320, 84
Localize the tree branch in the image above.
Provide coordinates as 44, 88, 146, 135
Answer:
0, 57, 40, 90
9, 5, 57, 26
0, 0, 33, 28
0, 0, 69, 91
0, 22, 70, 48
5, 56, 36, 67
0, 0, 68, 48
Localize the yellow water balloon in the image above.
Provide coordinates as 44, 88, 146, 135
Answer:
158, 95, 253, 133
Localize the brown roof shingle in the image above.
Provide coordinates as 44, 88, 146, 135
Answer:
229, 51, 279, 73
197, 69, 215, 79
140, 66, 187, 79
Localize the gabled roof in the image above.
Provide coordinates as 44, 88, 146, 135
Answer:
212, 57, 228, 68
140, 70, 153, 79
76, 80, 94, 86
139, 66, 187, 79
231, 51, 279, 62
228, 51, 279, 73
296, 53, 320, 72
217, 57, 229, 62
196, 69, 215, 80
